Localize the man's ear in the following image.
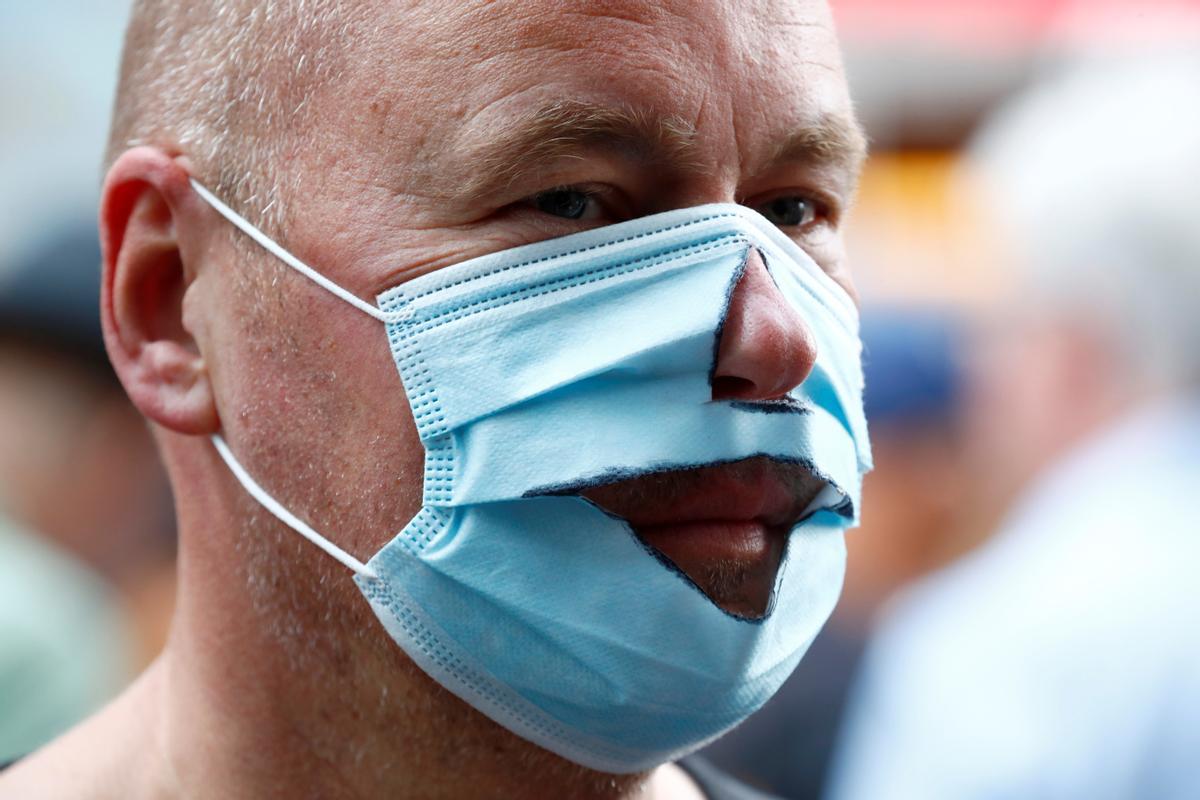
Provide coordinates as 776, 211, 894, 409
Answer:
100, 147, 219, 435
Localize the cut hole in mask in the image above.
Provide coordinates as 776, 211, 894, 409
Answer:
569, 455, 829, 620
708, 247, 819, 406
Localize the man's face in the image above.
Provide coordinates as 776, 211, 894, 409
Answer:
198, 0, 860, 618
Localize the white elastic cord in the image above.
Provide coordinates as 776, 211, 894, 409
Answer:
189, 179, 393, 323
211, 434, 378, 579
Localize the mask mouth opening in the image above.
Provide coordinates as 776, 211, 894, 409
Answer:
627, 517, 795, 621
533, 455, 836, 620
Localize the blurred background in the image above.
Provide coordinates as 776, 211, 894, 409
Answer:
1, 1, 1198, 797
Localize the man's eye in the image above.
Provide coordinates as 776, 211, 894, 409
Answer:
531, 188, 599, 220
757, 196, 818, 228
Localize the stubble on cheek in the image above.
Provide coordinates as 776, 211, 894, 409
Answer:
214, 248, 426, 668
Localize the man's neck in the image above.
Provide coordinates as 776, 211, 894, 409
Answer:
1, 593, 707, 800
163, 530, 698, 800
160, 611, 701, 799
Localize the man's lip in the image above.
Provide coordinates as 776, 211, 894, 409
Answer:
577, 457, 824, 619
580, 456, 822, 531
633, 519, 785, 564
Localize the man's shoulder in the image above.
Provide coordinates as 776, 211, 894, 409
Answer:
677, 756, 784, 800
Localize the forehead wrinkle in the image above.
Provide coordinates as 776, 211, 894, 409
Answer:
452, 99, 702, 200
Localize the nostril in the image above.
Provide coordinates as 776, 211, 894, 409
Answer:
711, 375, 759, 401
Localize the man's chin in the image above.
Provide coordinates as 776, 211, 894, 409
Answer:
632, 519, 788, 619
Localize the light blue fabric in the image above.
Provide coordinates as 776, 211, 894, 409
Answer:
196, 187, 872, 773
355, 205, 871, 772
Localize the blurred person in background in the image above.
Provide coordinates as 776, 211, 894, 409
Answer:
0, 225, 159, 761
826, 49, 1200, 800
703, 307, 972, 799
1, 1, 175, 761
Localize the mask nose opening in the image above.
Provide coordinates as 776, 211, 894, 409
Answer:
710, 247, 818, 404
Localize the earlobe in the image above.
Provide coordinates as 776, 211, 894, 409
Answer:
100, 147, 219, 435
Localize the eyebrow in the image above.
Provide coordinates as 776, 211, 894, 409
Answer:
766, 112, 869, 180
453, 99, 867, 200
455, 99, 700, 199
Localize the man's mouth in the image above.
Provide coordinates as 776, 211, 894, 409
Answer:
580, 456, 827, 619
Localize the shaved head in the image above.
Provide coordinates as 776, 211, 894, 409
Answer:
106, 1, 365, 234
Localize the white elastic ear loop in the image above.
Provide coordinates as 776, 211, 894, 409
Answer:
189, 179, 398, 324
211, 434, 378, 579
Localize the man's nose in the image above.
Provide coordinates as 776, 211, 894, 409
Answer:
711, 249, 817, 401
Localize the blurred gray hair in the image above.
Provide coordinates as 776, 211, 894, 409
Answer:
968, 49, 1200, 391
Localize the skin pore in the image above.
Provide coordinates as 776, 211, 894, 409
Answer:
0, 2, 862, 798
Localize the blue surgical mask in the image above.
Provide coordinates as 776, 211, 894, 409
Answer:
191, 180, 871, 774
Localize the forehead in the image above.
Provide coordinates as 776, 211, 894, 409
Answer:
334, 0, 850, 169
